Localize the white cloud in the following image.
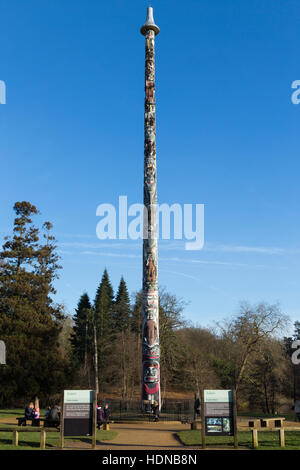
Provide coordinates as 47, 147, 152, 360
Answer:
203, 243, 288, 255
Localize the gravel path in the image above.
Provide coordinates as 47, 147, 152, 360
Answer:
64, 422, 198, 451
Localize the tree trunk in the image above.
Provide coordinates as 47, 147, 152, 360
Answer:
93, 324, 99, 397
264, 377, 270, 414
121, 332, 127, 399
84, 323, 88, 373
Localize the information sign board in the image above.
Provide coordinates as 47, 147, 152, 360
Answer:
204, 390, 234, 436
63, 390, 93, 437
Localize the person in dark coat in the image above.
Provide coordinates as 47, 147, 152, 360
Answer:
97, 405, 104, 429
194, 393, 201, 421
45, 406, 51, 419
49, 405, 61, 423
25, 402, 34, 419
104, 404, 110, 423
152, 401, 159, 422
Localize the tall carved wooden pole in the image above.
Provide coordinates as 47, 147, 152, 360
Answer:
141, 7, 160, 412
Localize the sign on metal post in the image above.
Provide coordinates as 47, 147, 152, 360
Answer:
203, 390, 234, 436
0, 341, 6, 365
63, 390, 94, 439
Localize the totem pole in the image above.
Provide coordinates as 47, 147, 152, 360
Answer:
140, 7, 160, 412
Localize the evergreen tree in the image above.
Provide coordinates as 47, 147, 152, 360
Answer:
131, 291, 142, 335
71, 293, 92, 365
112, 277, 132, 397
0, 202, 69, 405
113, 276, 131, 332
94, 269, 114, 385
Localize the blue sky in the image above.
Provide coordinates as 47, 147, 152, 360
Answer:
0, 0, 299, 328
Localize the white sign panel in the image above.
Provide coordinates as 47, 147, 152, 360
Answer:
64, 390, 93, 404
204, 390, 233, 403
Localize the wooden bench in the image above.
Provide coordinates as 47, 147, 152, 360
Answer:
16, 417, 41, 427
249, 417, 285, 428
0, 427, 59, 449
260, 417, 285, 428
17, 417, 60, 428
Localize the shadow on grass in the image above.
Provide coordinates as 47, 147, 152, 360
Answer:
0, 437, 41, 448
177, 430, 300, 450
0, 410, 23, 416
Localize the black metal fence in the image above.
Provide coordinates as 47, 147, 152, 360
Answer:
100, 398, 194, 422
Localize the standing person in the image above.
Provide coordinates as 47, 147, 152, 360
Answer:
104, 404, 110, 424
152, 401, 159, 422
97, 404, 104, 429
294, 396, 300, 422
194, 393, 201, 422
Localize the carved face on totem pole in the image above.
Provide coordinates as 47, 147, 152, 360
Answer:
143, 362, 160, 398
143, 318, 158, 346
143, 362, 159, 383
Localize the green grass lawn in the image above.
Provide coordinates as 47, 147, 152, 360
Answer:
177, 430, 300, 450
0, 409, 117, 450
0, 409, 26, 421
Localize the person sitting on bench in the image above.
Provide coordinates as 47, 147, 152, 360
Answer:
45, 406, 51, 419
48, 405, 61, 423
33, 406, 40, 419
25, 402, 34, 420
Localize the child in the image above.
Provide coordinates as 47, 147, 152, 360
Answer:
33, 407, 40, 419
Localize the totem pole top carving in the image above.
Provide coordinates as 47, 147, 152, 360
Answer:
140, 7, 160, 36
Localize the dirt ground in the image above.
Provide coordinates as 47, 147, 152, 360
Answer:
69, 422, 197, 450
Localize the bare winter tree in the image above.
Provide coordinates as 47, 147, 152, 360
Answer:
216, 302, 290, 394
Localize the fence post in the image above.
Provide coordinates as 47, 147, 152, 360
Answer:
13, 430, 18, 447
60, 391, 64, 449
201, 390, 206, 450
92, 389, 97, 449
252, 428, 258, 448
40, 429, 46, 449
232, 390, 238, 449
279, 428, 285, 447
